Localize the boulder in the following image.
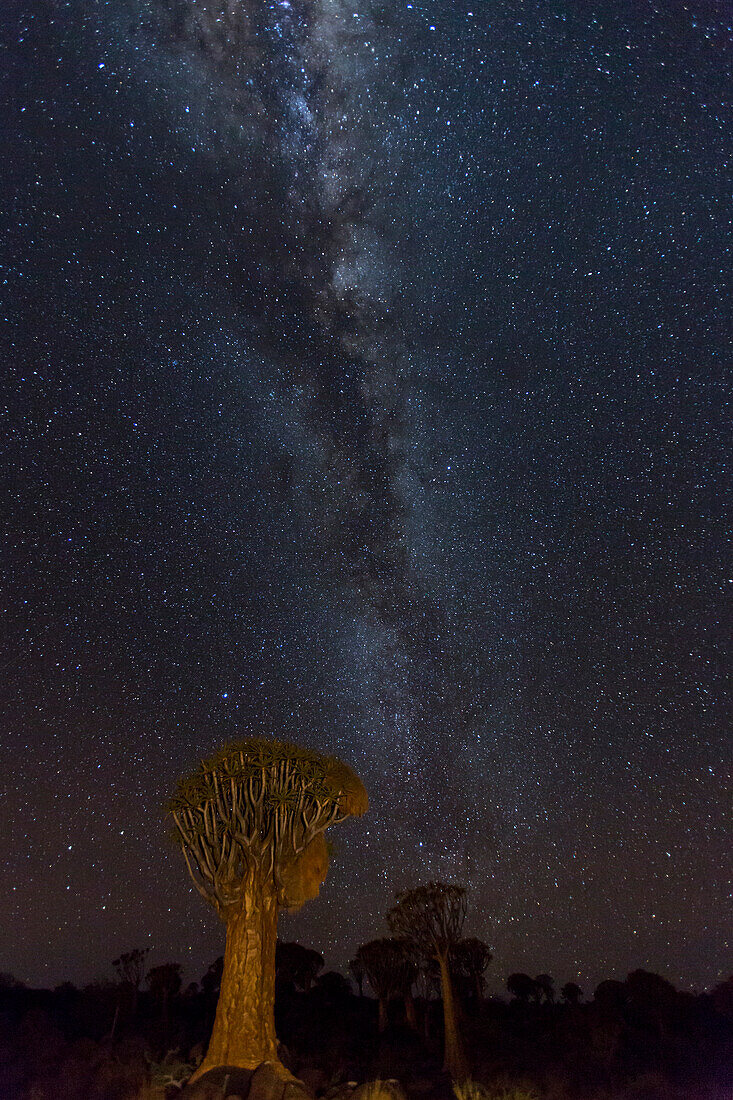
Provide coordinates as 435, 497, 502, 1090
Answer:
297, 1066, 329, 1094
283, 1079, 316, 1100
179, 1065, 255, 1099
179, 1062, 313, 1100
249, 1062, 287, 1100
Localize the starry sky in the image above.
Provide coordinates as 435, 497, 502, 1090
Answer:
1, 0, 730, 995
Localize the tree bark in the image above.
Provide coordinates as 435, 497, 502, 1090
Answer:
378, 996, 389, 1032
191, 873, 280, 1080
438, 953, 468, 1080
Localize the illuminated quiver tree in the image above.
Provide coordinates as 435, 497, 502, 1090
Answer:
167, 739, 367, 1079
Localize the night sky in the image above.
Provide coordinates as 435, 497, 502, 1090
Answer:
2, 0, 730, 996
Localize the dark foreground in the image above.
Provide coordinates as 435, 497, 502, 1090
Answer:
1, 972, 731, 1100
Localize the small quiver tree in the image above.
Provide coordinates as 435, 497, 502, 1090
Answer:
167, 739, 367, 1080
275, 941, 324, 993
561, 981, 583, 1006
388, 883, 468, 1080
112, 947, 149, 1031
146, 962, 182, 1044
452, 937, 492, 1004
355, 938, 419, 1031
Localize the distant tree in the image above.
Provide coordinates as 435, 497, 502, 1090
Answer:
314, 971, 353, 1001
113, 948, 149, 990
625, 969, 678, 1040
146, 962, 182, 1041
561, 981, 583, 1005
201, 956, 223, 1001
594, 979, 628, 1016
452, 938, 492, 1002
355, 938, 418, 1031
535, 973, 555, 1004
167, 738, 367, 1079
348, 954, 366, 997
145, 963, 179, 1020
112, 948, 149, 1020
507, 972, 537, 1004
711, 976, 733, 1018
388, 883, 468, 1078
0, 973, 25, 991
275, 941, 324, 992
147, 962, 182, 1001
625, 968, 676, 1009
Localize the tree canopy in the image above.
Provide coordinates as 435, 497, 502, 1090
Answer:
166, 738, 367, 917
387, 882, 467, 959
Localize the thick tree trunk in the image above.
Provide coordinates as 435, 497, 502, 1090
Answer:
438, 954, 468, 1080
191, 875, 280, 1080
378, 996, 389, 1032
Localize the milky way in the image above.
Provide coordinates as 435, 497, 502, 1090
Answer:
1, 0, 730, 992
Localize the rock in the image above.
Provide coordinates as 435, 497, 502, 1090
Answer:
283, 1079, 315, 1100
248, 1062, 288, 1100
179, 1066, 255, 1099
322, 1085, 357, 1100
323, 1085, 358, 1100
298, 1066, 329, 1094
179, 1061, 312, 1100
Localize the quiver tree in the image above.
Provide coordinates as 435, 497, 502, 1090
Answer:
146, 963, 182, 1042
534, 973, 555, 1004
388, 882, 468, 1079
452, 937, 492, 1004
112, 947, 149, 1027
507, 972, 537, 1004
201, 956, 224, 1002
275, 941, 324, 992
561, 981, 583, 1006
167, 738, 367, 1079
355, 938, 419, 1031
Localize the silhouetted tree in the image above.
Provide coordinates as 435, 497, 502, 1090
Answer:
112, 948, 149, 1022
201, 956, 223, 1001
314, 971, 352, 1001
167, 738, 367, 1079
355, 938, 418, 1031
625, 969, 678, 1042
561, 981, 583, 1005
535, 973, 555, 1004
712, 975, 733, 1018
275, 941, 324, 992
0, 973, 25, 991
507, 972, 537, 1004
388, 882, 468, 1079
146, 963, 182, 1044
594, 979, 628, 1017
452, 937, 492, 1003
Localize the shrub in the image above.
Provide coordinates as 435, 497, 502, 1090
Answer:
453, 1080, 540, 1100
